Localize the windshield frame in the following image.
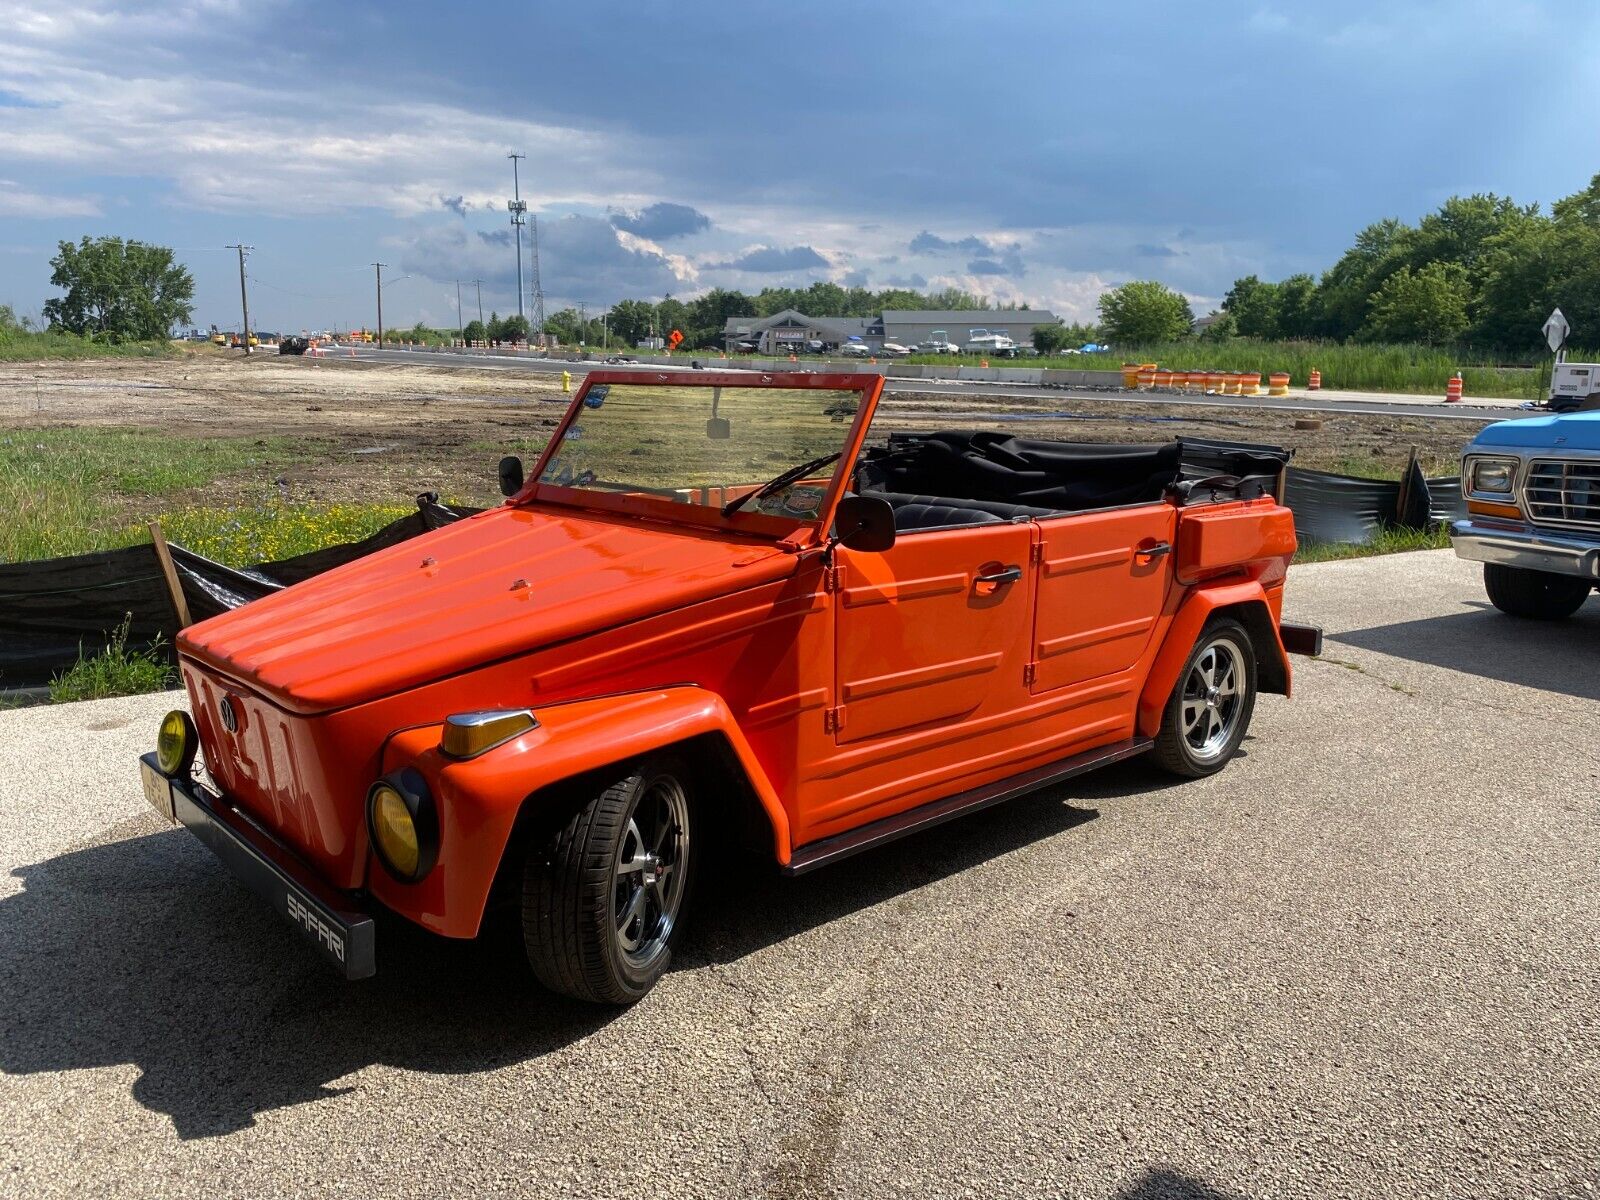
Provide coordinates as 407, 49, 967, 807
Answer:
516, 369, 884, 543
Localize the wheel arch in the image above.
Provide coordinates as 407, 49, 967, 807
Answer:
1137, 582, 1290, 737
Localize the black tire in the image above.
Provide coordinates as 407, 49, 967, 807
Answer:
1149, 617, 1257, 778
1483, 563, 1591, 620
522, 754, 694, 1005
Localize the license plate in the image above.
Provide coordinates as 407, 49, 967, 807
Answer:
140, 757, 177, 823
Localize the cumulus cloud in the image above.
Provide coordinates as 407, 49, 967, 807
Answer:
438, 194, 468, 217
403, 214, 688, 306
707, 244, 829, 273
913, 230, 1025, 276
608, 201, 710, 240
966, 259, 1010, 276
1132, 243, 1182, 257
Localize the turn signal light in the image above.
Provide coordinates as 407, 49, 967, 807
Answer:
440, 709, 538, 760
156, 710, 197, 777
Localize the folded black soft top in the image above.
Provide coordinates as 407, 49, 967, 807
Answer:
859, 431, 1290, 514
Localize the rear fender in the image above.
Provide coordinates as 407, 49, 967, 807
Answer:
372, 687, 785, 937
1136, 581, 1290, 737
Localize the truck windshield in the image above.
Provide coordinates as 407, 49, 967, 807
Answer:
538, 379, 862, 521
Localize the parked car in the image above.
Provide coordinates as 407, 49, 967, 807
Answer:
138, 371, 1317, 1004
1451, 410, 1600, 619
839, 341, 872, 357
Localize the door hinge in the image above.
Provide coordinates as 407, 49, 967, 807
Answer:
1023, 662, 1037, 685
823, 563, 842, 593
1029, 542, 1044, 565
823, 706, 844, 733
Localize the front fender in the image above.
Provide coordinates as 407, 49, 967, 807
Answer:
1136, 580, 1290, 738
371, 687, 785, 937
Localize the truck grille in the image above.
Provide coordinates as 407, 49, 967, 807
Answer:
1524, 459, 1600, 531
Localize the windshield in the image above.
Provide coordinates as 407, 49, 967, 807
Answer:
537, 378, 864, 522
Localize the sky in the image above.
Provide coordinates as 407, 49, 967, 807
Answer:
1, 0, 1598, 333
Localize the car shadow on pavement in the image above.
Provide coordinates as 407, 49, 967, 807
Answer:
1113, 1166, 1248, 1199
1333, 598, 1600, 700
0, 764, 1144, 1142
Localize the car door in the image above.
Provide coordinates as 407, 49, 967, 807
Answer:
1028, 505, 1177, 694
832, 522, 1033, 745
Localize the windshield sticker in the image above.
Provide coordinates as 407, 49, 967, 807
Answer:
583, 386, 609, 409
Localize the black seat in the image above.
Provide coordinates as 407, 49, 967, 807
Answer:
888, 501, 1004, 531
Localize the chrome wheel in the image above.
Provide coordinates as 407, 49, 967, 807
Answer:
612, 775, 690, 969
1181, 639, 1246, 764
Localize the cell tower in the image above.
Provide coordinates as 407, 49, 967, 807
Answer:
529, 211, 546, 336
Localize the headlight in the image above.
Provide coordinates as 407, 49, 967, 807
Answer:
440, 709, 538, 759
366, 768, 439, 883
1468, 457, 1517, 495
155, 709, 197, 777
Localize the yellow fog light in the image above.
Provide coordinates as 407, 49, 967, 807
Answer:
156, 710, 197, 777
366, 769, 439, 883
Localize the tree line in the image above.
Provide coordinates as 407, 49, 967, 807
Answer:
1093, 173, 1600, 352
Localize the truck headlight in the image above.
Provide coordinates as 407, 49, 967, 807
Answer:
1468, 457, 1516, 495
155, 710, 197, 777
367, 768, 439, 883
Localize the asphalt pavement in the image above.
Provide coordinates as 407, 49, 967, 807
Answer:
2, 550, 1597, 1199
342, 346, 1527, 424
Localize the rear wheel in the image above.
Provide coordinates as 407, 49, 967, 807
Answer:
1484, 563, 1591, 620
522, 754, 693, 1005
1150, 618, 1257, 778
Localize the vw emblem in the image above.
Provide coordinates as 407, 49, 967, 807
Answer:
219, 697, 238, 734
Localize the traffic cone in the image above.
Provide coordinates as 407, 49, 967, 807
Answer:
1445, 372, 1463, 403
981, 359, 989, 368
1307, 368, 1321, 391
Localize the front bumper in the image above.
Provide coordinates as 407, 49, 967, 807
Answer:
1450, 519, 1600, 581
138, 753, 375, 979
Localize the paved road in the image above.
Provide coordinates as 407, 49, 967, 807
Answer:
341, 346, 1526, 424
3, 552, 1597, 1198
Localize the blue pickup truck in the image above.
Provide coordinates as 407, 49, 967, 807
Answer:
1452, 411, 1600, 619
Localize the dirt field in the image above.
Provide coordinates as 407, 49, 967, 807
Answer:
0, 350, 1484, 515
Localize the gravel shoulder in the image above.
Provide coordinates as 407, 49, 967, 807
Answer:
2, 550, 1597, 1198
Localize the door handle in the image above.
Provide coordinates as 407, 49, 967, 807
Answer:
1136, 542, 1172, 559
974, 565, 1023, 585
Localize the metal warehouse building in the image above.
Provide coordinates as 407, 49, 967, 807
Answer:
723, 308, 1059, 353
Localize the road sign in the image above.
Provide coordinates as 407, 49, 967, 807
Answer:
668, 328, 684, 349
1544, 307, 1570, 353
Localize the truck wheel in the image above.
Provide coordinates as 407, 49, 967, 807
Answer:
1149, 618, 1257, 779
1483, 563, 1592, 620
522, 754, 693, 1005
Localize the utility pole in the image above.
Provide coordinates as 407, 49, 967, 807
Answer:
373, 263, 386, 347
530, 212, 545, 339
508, 153, 527, 325
226, 243, 253, 354
472, 279, 485, 328
455, 280, 464, 346
578, 300, 587, 347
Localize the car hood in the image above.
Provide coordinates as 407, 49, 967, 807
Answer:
1473, 411, 1600, 451
178, 505, 796, 714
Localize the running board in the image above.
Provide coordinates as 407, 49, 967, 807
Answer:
783, 736, 1153, 876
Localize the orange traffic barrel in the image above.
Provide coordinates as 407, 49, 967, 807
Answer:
1153, 369, 1172, 388
1169, 370, 1189, 390
1242, 372, 1262, 396
1224, 373, 1242, 395
1137, 367, 1157, 389
1121, 364, 1140, 389
1185, 372, 1205, 393
1205, 370, 1225, 393
1268, 372, 1291, 396
1446, 372, 1463, 402
1307, 368, 1322, 391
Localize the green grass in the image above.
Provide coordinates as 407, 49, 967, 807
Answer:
0, 328, 177, 362
48, 616, 174, 702
0, 428, 295, 562
901, 339, 1576, 400
1293, 524, 1452, 563
160, 501, 417, 566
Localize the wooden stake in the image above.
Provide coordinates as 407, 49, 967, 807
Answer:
148, 521, 193, 629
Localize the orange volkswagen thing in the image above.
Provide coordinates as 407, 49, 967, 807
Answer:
139, 370, 1319, 1004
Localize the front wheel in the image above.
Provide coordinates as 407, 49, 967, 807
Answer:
522, 755, 694, 1005
1483, 563, 1592, 620
1149, 618, 1257, 778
